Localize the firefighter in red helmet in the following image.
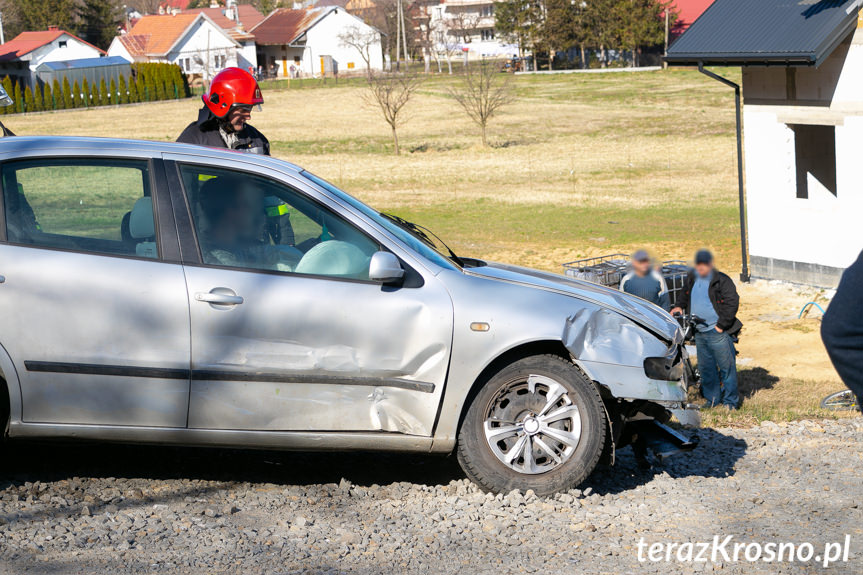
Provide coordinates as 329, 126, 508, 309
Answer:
177, 67, 270, 155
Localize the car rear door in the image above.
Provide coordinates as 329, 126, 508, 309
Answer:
0, 155, 191, 427
164, 155, 454, 436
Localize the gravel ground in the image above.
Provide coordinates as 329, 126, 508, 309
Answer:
0, 418, 861, 575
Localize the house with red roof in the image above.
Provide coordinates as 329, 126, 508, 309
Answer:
251, 6, 383, 78
108, 12, 239, 85
670, 0, 716, 37
182, 4, 266, 72
0, 26, 105, 87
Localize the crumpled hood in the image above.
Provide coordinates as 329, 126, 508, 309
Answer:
466, 262, 681, 342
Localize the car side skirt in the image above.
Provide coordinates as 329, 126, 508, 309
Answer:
8, 422, 445, 453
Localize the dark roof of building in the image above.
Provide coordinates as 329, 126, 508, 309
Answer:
666, 0, 862, 66
36, 56, 130, 71
250, 7, 331, 46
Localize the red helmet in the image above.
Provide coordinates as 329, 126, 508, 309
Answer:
203, 67, 264, 118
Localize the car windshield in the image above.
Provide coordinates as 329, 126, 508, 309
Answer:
302, 171, 461, 271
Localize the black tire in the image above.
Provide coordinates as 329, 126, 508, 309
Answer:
457, 355, 606, 496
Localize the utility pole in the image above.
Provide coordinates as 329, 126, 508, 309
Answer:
0, 11, 5, 45
663, 10, 669, 69
400, 0, 410, 69
395, 0, 402, 70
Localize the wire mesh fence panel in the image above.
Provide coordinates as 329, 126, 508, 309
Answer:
563, 253, 691, 307
562, 254, 631, 287
660, 260, 690, 307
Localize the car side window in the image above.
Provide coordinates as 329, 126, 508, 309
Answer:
179, 164, 380, 280
1, 159, 157, 259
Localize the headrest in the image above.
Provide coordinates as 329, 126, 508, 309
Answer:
129, 197, 155, 239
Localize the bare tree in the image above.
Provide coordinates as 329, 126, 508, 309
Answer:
433, 14, 467, 74
449, 59, 514, 146
338, 25, 381, 76
128, 0, 163, 15
364, 72, 423, 155
447, 8, 480, 45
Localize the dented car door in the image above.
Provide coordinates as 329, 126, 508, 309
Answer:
170, 160, 454, 435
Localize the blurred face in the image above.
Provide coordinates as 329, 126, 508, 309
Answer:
633, 257, 650, 276
695, 261, 714, 277
226, 105, 252, 132
211, 184, 263, 243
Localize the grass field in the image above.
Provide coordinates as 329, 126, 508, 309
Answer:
12, 68, 854, 427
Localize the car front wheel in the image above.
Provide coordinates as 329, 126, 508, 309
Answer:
457, 355, 606, 496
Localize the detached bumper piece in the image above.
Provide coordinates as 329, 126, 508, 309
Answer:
630, 419, 698, 463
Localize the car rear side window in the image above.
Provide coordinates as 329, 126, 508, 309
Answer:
1, 159, 158, 259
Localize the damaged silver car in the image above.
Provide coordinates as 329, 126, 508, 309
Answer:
0, 137, 697, 495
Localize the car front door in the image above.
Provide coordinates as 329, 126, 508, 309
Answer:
0, 156, 191, 427
167, 158, 454, 436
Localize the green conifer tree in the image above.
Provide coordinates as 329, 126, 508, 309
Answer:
71, 81, 81, 108
42, 81, 53, 111
81, 78, 90, 107
13, 82, 23, 113
52, 79, 63, 109
128, 74, 138, 103
23, 86, 34, 113
99, 78, 108, 106
118, 75, 128, 104
32, 84, 43, 112
62, 77, 73, 109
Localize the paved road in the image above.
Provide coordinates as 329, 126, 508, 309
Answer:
1, 419, 861, 574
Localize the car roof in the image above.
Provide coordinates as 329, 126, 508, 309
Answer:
0, 136, 304, 175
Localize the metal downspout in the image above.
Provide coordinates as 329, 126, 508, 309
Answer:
697, 62, 750, 282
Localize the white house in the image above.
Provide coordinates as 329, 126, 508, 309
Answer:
0, 27, 105, 87
425, 0, 517, 62
251, 7, 383, 78
666, 0, 863, 287
108, 12, 240, 86
182, 2, 266, 72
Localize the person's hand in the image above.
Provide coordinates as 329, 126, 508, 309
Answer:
670, 307, 683, 316
715, 327, 724, 333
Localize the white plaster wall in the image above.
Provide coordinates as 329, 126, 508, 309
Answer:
744, 106, 863, 269
30, 35, 103, 70
237, 41, 258, 71
304, 9, 383, 76
743, 27, 863, 271
167, 19, 238, 72
107, 38, 134, 63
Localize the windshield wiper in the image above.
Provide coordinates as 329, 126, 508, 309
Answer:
380, 212, 464, 267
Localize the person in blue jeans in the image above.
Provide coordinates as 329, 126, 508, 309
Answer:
672, 250, 743, 409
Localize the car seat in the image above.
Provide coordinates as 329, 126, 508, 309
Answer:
128, 197, 157, 258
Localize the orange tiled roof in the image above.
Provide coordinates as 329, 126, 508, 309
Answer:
120, 12, 200, 57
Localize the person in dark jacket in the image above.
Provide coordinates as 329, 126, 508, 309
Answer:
821, 250, 863, 409
672, 249, 742, 409
177, 67, 270, 155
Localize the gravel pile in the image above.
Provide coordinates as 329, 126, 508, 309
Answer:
1, 418, 861, 574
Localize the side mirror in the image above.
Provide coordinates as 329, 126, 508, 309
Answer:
369, 251, 404, 284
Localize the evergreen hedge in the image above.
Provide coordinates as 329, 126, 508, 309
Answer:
0, 63, 191, 114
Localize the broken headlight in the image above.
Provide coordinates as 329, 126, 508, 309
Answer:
643, 352, 684, 381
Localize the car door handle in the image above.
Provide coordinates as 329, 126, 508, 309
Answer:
0, 275, 5, 284
195, 290, 244, 305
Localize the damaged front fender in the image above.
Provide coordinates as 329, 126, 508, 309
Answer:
562, 308, 688, 404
